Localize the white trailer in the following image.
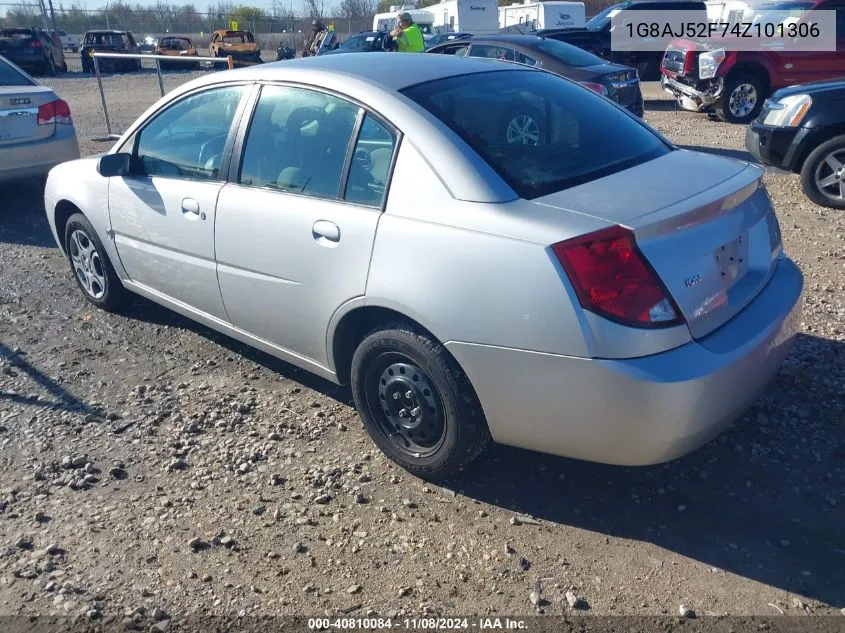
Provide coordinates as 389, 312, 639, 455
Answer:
498, 1, 586, 30
705, 0, 757, 26
431, 0, 500, 35
373, 5, 436, 40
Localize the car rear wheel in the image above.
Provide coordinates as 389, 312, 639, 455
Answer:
501, 106, 546, 146
800, 135, 845, 210
350, 324, 491, 480
716, 73, 765, 124
64, 213, 129, 312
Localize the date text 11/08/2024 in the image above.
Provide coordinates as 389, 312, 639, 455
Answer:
307, 618, 528, 630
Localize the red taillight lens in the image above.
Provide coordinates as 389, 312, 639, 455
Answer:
551, 226, 683, 328
579, 81, 608, 96
30, 39, 43, 48
37, 99, 73, 125
683, 51, 695, 75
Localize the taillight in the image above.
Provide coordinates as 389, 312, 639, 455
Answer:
551, 225, 683, 328
579, 81, 608, 96
30, 39, 43, 48
37, 99, 73, 125
683, 50, 695, 75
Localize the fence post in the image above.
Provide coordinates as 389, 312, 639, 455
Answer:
155, 58, 165, 97
94, 55, 112, 139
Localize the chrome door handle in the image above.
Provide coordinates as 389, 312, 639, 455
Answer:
181, 198, 200, 216
312, 220, 340, 243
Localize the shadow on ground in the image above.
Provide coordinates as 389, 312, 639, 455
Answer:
2, 164, 843, 609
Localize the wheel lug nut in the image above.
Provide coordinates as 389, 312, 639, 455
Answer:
410, 407, 421, 417
398, 409, 407, 418
392, 393, 400, 400
405, 391, 413, 400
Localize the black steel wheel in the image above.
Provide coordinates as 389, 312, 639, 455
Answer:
350, 324, 491, 480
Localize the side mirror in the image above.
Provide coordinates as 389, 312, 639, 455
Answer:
97, 152, 131, 177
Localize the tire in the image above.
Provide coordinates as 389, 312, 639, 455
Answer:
716, 72, 765, 124
60, 59, 68, 72
350, 324, 491, 480
64, 213, 129, 312
799, 135, 845, 210
43, 55, 56, 76
500, 106, 546, 146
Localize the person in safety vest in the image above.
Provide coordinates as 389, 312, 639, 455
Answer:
390, 13, 424, 53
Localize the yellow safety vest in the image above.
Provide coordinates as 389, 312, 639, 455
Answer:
397, 24, 424, 53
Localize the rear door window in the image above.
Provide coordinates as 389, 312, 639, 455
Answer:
402, 69, 669, 199
469, 44, 516, 61
0, 56, 34, 86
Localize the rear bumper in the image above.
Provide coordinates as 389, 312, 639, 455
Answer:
0, 127, 80, 183
1, 53, 47, 69
661, 74, 723, 112
446, 257, 803, 466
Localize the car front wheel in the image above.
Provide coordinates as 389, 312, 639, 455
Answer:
800, 135, 845, 210
350, 324, 491, 480
716, 73, 765, 124
64, 213, 129, 311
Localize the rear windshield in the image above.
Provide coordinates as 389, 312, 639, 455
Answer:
159, 37, 192, 49
84, 32, 125, 47
401, 69, 669, 200
0, 56, 34, 86
0, 29, 35, 40
222, 32, 254, 44
535, 38, 605, 67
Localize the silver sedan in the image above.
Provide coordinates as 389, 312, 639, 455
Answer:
0, 55, 79, 183
44, 53, 803, 479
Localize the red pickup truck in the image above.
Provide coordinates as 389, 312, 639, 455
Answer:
660, 0, 845, 123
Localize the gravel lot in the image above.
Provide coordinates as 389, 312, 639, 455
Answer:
1, 55, 844, 625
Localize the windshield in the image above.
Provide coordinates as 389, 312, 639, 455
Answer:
418, 23, 434, 35
341, 34, 379, 50
222, 32, 254, 44
402, 70, 668, 199
536, 38, 605, 66
84, 32, 125, 47
585, 4, 624, 30
0, 29, 36, 41
0, 56, 34, 86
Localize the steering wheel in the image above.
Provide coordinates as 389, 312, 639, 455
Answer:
198, 134, 228, 170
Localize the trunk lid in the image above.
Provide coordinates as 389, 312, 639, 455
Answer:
532, 149, 782, 339
0, 85, 57, 146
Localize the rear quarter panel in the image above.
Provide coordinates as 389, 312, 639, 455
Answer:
363, 139, 606, 358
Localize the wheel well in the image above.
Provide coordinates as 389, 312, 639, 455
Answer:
53, 200, 81, 254
727, 64, 771, 95
331, 306, 436, 385
792, 125, 845, 172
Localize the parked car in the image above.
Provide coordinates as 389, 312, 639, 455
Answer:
276, 43, 296, 60
660, 0, 845, 123
81, 30, 142, 73
139, 35, 158, 54
44, 54, 802, 479
746, 78, 845, 209
0, 55, 79, 183
209, 29, 262, 66
0, 28, 66, 75
323, 31, 387, 55
425, 31, 472, 50
427, 34, 644, 117
154, 36, 199, 70
52, 29, 80, 53
538, 0, 708, 80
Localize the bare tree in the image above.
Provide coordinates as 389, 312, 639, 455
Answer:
338, 0, 377, 19
300, 0, 329, 20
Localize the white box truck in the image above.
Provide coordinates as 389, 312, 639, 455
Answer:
431, 0, 500, 35
373, 5, 437, 40
498, 1, 586, 30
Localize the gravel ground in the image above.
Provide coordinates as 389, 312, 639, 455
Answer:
0, 56, 844, 625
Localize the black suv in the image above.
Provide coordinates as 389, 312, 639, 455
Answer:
537, 0, 708, 80
81, 30, 141, 73
0, 28, 66, 75
746, 79, 845, 210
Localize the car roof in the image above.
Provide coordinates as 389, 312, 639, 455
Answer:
85, 30, 128, 34
185, 51, 517, 92
452, 34, 546, 46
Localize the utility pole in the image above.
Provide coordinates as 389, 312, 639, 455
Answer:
47, 0, 57, 32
